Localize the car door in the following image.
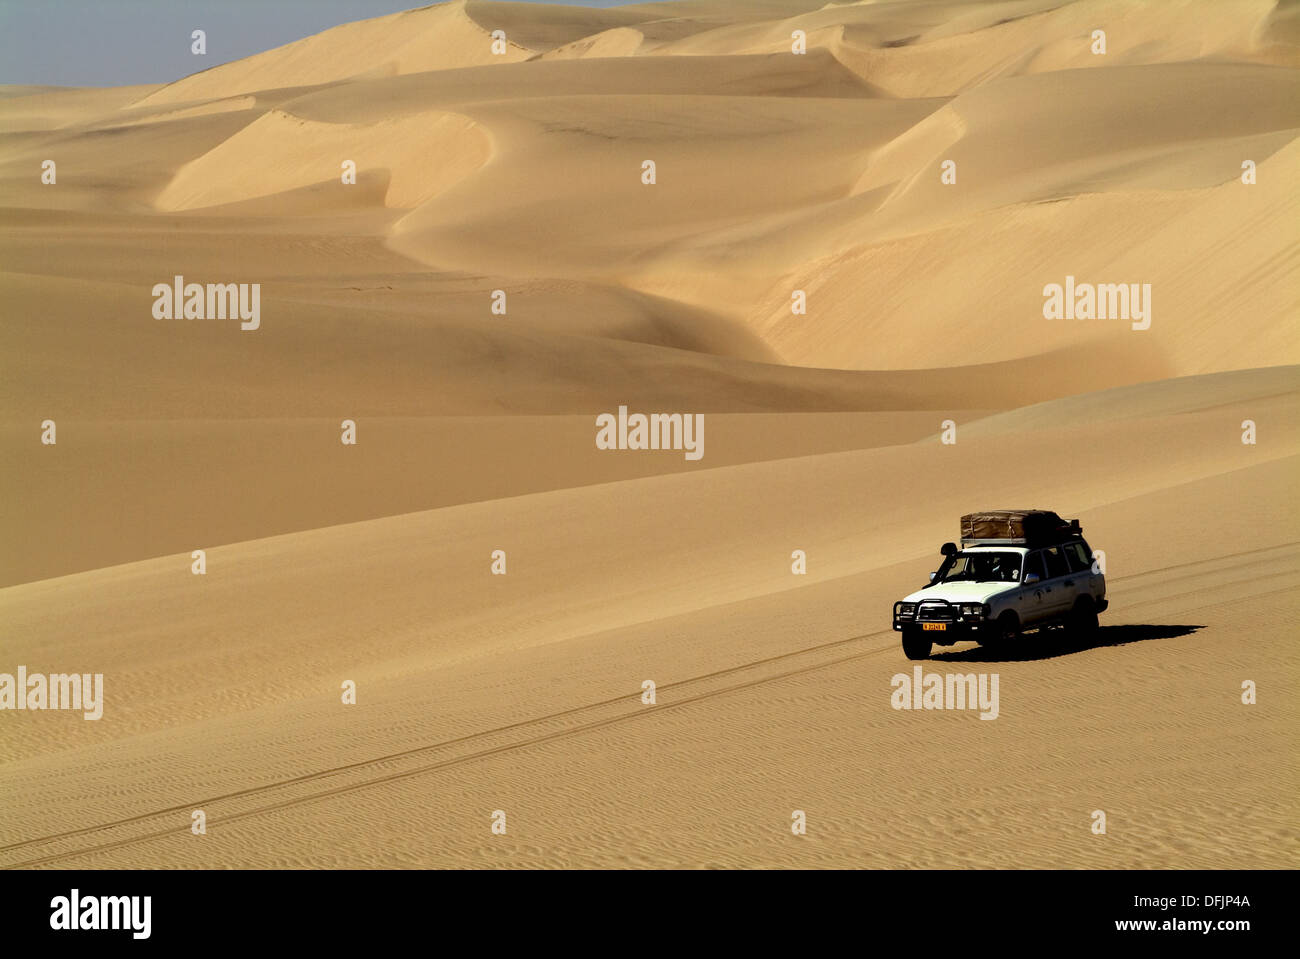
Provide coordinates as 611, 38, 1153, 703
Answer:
1037, 544, 1074, 616
1064, 540, 1102, 603
1018, 551, 1049, 625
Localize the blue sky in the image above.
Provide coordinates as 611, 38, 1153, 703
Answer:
0, 0, 641, 87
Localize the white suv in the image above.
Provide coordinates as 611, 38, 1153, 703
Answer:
892, 537, 1107, 660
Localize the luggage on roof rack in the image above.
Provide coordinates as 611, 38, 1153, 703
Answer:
960, 510, 1080, 547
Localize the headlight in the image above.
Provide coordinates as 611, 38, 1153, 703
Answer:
899, 603, 917, 617
960, 603, 986, 620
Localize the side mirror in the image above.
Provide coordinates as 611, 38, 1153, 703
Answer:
940, 542, 957, 556
1023, 572, 1041, 585
929, 571, 938, 583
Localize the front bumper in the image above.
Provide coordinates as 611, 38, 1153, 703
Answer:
892, 599, 989, 638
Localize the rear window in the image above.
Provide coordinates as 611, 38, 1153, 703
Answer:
1041, 546, 1070, 579
1065, 542, 1092, 572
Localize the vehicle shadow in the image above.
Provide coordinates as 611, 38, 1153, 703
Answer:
929, 624, 1205, 663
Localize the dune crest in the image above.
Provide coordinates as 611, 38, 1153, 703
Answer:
153, 108, 491, 211
134, 1, 532, 109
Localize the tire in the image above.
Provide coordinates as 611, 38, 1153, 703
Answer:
1070, 598, 1099, 638
980, 612, 1020, 649
901, 627, 932, 660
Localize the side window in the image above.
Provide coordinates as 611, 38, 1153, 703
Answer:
1065, 542, 1091, 573
1023, 552, 1046, 581
1042, 546, 1070, 579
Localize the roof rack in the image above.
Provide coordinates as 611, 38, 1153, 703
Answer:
959, 511, 1082, 548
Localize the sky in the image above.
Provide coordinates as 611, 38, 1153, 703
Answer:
0, 0, 640, 87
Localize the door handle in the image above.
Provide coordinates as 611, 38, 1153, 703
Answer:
1064, 579, 1074, 587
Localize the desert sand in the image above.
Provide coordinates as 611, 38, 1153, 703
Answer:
0, 0, 1297, 868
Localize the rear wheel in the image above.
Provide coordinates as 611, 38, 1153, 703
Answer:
901, 627, 932, 660
1070, 598, 1099, 639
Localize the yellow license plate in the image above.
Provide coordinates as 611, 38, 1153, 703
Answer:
922, 623, 947, 631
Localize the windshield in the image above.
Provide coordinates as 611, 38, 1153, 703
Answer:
934, 551, 1022, 584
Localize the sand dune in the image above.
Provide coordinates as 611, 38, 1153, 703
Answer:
155, 109, 490, 211
1, 0, 1296, 869
134, 2, 534, 108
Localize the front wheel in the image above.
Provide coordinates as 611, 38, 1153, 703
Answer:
979, 612, 1020, 650
901, 628, 932, 660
